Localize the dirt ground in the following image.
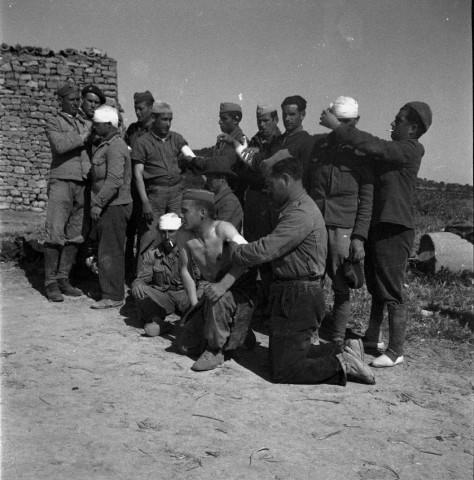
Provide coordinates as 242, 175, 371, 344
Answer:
1, 262, 473, 480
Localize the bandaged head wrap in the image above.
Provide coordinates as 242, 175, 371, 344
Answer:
329, 96, 359, 119
93, 105, 119, 127
159, 213, 182, 231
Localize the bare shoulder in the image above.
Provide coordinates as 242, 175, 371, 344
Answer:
215, 221, 247, 244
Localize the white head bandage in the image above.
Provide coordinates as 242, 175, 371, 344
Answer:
159, 213, 182, 231
93, 105, 119, 127
329, 96, 359, 119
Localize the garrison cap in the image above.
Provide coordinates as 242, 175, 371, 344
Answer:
182, 189, 215, 204
403, 101, 432, 132
256, 104, 277, 116
81, 84, 106, 104
57, 82, 78, 97
134, 90, 154, 104
151, 101, 172, 115
220, 102, 242, 114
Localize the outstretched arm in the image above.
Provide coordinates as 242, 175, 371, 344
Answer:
203, 222, 248, 303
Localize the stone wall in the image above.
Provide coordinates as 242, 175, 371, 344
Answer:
0, 44, 119, 211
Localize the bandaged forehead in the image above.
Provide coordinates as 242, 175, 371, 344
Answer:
329, 96, 359, 119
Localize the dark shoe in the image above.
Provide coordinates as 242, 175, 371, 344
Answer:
339, 346, 375, 385
91, 298, 124, 309
46, 283, 64, 302
191, 349, 224, 371
344, 338, 365, 363
243, 329, 257, 350
57, 278, 82, 297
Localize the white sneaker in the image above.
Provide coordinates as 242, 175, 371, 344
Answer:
370, 354, 404, 368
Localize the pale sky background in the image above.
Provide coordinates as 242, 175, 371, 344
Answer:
0, 0, 472, 184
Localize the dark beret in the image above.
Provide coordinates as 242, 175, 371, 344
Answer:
81, 84, 106, 104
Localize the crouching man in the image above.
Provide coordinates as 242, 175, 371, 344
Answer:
229, 151, 375, 385
177, 189, 257, 371
131, 213, 203, 337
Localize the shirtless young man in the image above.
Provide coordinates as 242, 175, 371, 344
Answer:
176, 189, 256, 371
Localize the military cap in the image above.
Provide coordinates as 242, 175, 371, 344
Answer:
134, 90, 154, 104
256, 104, 277, 116
202, 156, 237, 178
182, 189, 215, 204
151, 101, 172, 115
57, 82, 78, 97
261, 149, 294, 177
81, 84, 106, 104
403, 101, 432, 132
220, 102, 242, 114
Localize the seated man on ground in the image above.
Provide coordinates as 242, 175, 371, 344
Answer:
131, 213, 203, 337
177, 189, 257, 372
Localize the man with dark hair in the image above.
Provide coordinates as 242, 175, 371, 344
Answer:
79, 85, 106, 122
177, 189, 256, 372
124, 90, 155, 278
320, 101, 433, 368
230, 151, 376, 385
43, 83, 92, 302
202, 156, 243, 231
132, 101, 196, 267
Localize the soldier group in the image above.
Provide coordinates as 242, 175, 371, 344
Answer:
43, 82, 432, 385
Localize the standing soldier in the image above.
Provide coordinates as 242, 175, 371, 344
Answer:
43, 83, 92, 301
306, 97, 373, 346
320, 101, 432, 368
124, 90, 155, 279
131, 101, 196, 266
89, 106, 132, 309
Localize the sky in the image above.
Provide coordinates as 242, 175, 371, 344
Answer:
0, 0, 472, 185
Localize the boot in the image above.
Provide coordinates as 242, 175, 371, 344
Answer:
44, 244, 63, 301
371, 303, 407, 368
45, 282, 63, 302
363, 300, 385, 352
336, 346, 375, 385
57, 278, 82, 297
57, 244, 82, 296
332, 295, 351, 344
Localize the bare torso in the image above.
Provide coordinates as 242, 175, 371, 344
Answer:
179, 221, 234, 282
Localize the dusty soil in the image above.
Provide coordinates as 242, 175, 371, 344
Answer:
1, 262, 473, 480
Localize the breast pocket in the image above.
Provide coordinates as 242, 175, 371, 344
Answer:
337, 165, 359, 195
